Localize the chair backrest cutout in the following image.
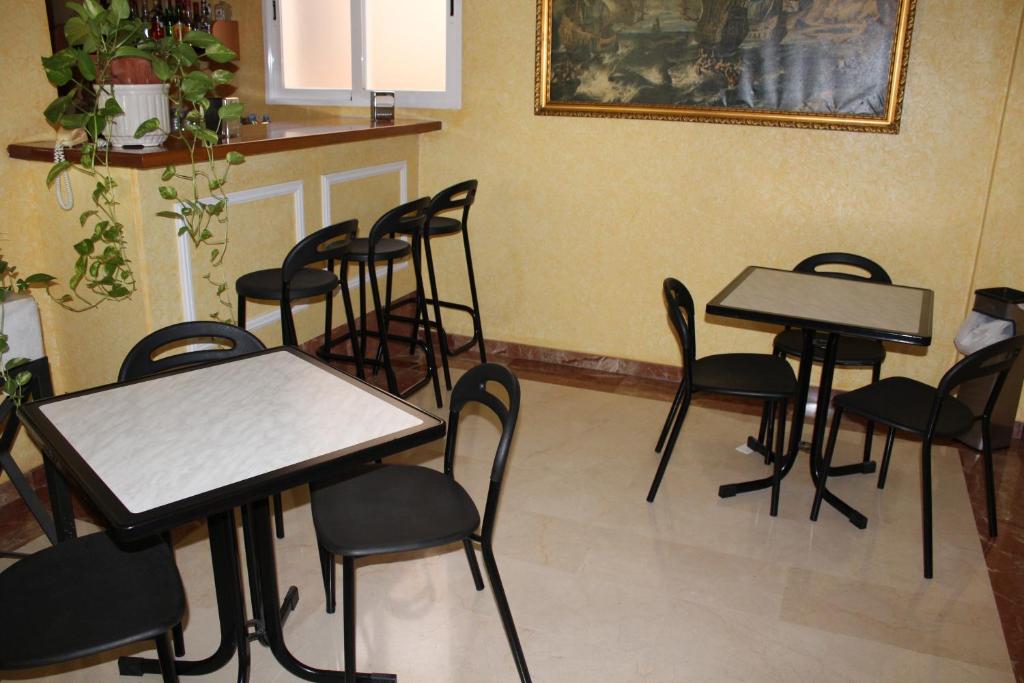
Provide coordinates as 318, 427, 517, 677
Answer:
663, 277, 697, 373
429, 179, 477, 219
793, 252, 891, 284
935, 334, 1024, 425
281, 219, 359, 283
118, 321, 267, 382
368, 197, 431, 246
444, 363, 520, 542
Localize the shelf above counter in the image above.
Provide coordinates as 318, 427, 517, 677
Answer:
7, 118, 442, 170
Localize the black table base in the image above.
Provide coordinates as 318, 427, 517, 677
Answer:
717, 330, 873, 529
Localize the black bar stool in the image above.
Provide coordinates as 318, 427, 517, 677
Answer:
319, 198, 443, 408
395, 180, 486, 390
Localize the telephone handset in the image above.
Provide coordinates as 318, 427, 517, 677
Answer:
53, 127, 86, 211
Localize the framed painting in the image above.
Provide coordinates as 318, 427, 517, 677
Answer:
535, 0, 917, 133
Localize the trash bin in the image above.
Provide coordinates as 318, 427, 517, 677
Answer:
954, 287, 1024, 450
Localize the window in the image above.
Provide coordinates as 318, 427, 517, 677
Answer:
263, 0, 461, 109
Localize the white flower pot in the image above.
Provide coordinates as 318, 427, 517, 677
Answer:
97, 83, 170, 147
1, 292, 44, 362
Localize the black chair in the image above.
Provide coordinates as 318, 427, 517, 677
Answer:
310, 363, 531, 683
398, 180, 486, 390
758, 253, 892, 462
813, 334, 1024, 578
0, 532, 184, 681
322, 198, 443, 407
649, 278, 798, 512
236, 218, 361, 365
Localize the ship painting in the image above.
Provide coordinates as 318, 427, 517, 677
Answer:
541, 0, 913, 130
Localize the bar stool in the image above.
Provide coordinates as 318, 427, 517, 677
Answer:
319, 198, 443, 408
397, 180, 486, 390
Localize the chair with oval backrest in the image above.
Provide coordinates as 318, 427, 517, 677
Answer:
394, 180, 486, 390
753, 252, 892, 464
812, 334, 1024, 578
322, 198, 443, 408
648, 278, 798, 514
310, 363, 531, 683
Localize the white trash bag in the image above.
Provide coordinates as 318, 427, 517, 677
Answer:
954, 311, 1015, 355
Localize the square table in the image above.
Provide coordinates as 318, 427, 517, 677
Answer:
707, 266, 933, 526
19, 347, 445, 682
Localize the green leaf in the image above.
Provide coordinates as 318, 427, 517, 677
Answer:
79, 209, 98, 226
75, 50, 97, 81
133, 117, 161, 138
161, 165, 176, 181
202, 42, 237, 64
109, 0, 130, 19
109, 284, 130, 298
206, 200, 226, 216
81, 0, 104, 19
156, 210, 184, 220
61, 113, 87, 129
43, 94, 73, 123
208, 177, 224, 190
177, 225, 189, 236
159, 185, 178, 200
193, 127, 218, 145
218, 102, 244, 121
88, 260, 100, 277
101, 224, 122, 241
199, 228, 213, 241
73, 238, 95, 256
210, 248, 220, 261
180, 70, 214, 102
102, 97, 124, 118
41, 51, 75, 85
46, 160, 72, 188
112, 46, 151, 60
63, 16, 90, 45
14, 371, 31, 388
170, 42, 200, 68
225, 151, 245, 166
85, 113, 105, 141
151, 57, 172, 81
211, 69, 233, 85
183, 30, 220, 48
23, 274, 56, 285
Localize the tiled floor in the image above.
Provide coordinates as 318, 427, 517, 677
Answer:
1, 348, 1021, 681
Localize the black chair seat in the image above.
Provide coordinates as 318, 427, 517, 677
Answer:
426, 215, 462, 236
773, 329, 885, 366
235, 267, 338, 300
345, 236, 411, 262
693, 353, 797, 398
0, 532, 185, 670
834, 377, 975, 437
312, 464, 480, 558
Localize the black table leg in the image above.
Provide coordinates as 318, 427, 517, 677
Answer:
119, 511, 250, 681
806, 333, 868, 529
718, 329, 816, 507
246, 496, 396, 682
43, 456, 77, 542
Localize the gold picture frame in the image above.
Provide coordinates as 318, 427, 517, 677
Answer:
535, 0, 917, 133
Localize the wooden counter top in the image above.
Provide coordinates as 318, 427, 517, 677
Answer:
7, 118, 442, 170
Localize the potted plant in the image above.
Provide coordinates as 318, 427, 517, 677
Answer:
40, 0, 244, 321
0, 254, 54, 403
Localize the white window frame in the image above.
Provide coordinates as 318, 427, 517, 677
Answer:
263, 0, 461, 109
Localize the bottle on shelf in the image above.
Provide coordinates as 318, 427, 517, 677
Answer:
172, 0, 189, 41
200, 0, 213, 32
149, 1, 166, 40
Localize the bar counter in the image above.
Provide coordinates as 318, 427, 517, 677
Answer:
6, 117, 440, 394
7, 118, 442, 169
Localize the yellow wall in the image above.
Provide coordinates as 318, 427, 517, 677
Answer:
5, 0, 1024, 450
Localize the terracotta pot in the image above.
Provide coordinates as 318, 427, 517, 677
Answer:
93, 56, 162, 85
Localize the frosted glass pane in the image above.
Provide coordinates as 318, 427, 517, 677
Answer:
366, 0, 446, 92
281, 0, 352, 90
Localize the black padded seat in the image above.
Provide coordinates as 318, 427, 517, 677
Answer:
648, 278, 798, 509
0, 532, 184, 670
312, 465, 480, 557
235, 267, 337, 301
344, 236, 410, 261
425, 215, 462, 235
833, 378, 974, 438
773, 329, 886, 366
693, 354, 798, 398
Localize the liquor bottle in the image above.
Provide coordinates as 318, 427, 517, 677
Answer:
172, 0, 189, 41
139, 0, 150, 38
200, 0, 213, 32
149, 1, 166, 39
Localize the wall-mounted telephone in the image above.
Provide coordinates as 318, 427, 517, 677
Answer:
53, 127, 86, 211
